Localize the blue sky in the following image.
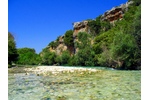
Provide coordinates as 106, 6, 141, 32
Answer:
8, 0, 127, 54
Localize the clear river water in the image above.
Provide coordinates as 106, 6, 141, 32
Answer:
8, 66, 141, 100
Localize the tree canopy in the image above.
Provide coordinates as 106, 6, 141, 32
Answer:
17, 48, 41, 65
8, 32, 18, 66
64, 30, 74, 47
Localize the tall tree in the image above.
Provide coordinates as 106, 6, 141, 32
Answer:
64, 30, 74, 54
8, 32, 18, 66
17, 48, 41, 65
74, 32, 95, 66
64, 30, 74, 47
40, 48, 56, 65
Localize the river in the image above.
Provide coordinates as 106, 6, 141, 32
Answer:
8, 66, 141, 100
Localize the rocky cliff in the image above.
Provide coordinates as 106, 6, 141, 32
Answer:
49, 36, 68, 55
101, 1, 133, 23
73, 21, 89, 38
72, 1, 133, 37
48, 1, 133, 55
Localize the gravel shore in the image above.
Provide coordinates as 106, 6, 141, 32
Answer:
24, 66, 98, 74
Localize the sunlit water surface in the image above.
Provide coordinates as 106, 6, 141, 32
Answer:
8, 66, 141, 100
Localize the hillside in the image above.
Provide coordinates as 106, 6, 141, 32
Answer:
10, 0, 140, 70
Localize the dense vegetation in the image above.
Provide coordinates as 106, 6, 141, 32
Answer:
91, 3, 141, 69
8, 32, 18, 67
8, 33, 41, 66
40, 47, 56, 65
8, 0, 141, 70
64, 30, 74, 47
16, 48, 41, 65
88, 16, 111, 36
72, 32, 95, 66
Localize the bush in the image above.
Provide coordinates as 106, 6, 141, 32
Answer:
48, 41, 59, 49
60, 51, 70, 65
88, 15, 111, 36
73, 32, 95, 66
64, 30, 74, 47
110, 33, 139, 69
41, 48, 56, 65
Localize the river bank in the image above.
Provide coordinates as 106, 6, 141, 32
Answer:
24, 66, 99, 75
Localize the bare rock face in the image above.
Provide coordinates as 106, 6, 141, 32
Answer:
49, 36, 68, 55
73, 21, 89, 38
55, 44, 67, 55
49, 47, 55, 53
101, 1, 133, 23
58, 36, 64, 44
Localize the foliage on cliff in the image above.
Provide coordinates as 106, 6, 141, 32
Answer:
64, 30, 74, 47
88, 16, 111, 36
40, 48, 56, 65
72, 32, 95, 66
15, 0, 140, 70
48, 36, 60, 49
92, 2, 141, 69
44, 0, 140, 69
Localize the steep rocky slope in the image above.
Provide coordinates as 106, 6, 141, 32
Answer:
46, 1, 133, 55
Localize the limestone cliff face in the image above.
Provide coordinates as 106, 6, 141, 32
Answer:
73, 21, 89, 38
48, 1, 133, 55
55, 44, 67, 55
72, 1, 133, 37
49, 36, 68, 55
101, 1, 133, 23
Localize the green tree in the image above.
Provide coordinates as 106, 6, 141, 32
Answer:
64, 30, 74, 46
41, 48, 56, 65
128, 0, 141, 6
68, 55, 77, 66
88, 15, 111, 36
48, 41, 59, 49
110, 33, 139, 69
55, 55, 61, 65
93, 2, 141, 69
88, 16, 101, 36
95, 45, 112, 67
64, 30, 74, 54
75, 47, 95, 66
77, 32, 91, 49
74, 32, 95, 66
8, 32, 18, 66
93, 29, 115, 54
17, 48, 41, 65
60, 50, 70, 65
129, 5, 141, 52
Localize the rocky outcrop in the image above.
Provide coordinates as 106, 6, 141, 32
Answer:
58, 36, 64, 44
55, 44, 67, 55
49, 36, 68, 55
101, 1, 133, 23
48, 1, 133, 55
72, 1, 133, 37
73, 21, 89, 38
